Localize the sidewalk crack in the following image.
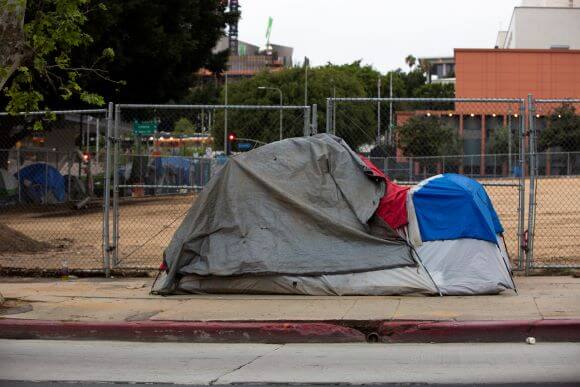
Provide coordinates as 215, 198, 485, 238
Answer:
340, 299, 358, 320
532, 296, 545, 319
391, 299, 402, 320
208, 344, 283, 385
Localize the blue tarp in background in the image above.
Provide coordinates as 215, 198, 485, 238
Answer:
16, 163, 66, 203
152, 157, 192, 186
412, 173, 503, 244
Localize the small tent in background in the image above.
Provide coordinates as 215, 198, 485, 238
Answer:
150, 157, 193, 188
16, 163, 65, 204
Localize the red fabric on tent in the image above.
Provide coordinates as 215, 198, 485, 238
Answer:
359, 155, 409, 230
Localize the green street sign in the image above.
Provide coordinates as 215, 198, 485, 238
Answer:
133, 121, 158, 135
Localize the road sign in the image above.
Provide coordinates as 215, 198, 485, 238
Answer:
237, 142, 252, 151
133, 121, 157, 135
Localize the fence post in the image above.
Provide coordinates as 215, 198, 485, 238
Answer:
102, 102, 113, 277
517, 100, 527, 272
311, 104, 318, 135
325, 98, 332, 133
44, 150, 49, 203
112, 105, 121, 267
303, 106, 311, 137
16, 147, 21, 203
526, 94, 537, 275
408, 157, 413, 181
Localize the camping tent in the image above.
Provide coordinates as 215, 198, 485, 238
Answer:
153, 134, 515, 296
16, 163, 65, 204
149, 156, 211, 190
406, 174, 515, 295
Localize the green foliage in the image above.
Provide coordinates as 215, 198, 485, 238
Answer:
405, 55, 416, 70
487, 125, 519, 155
207, 63, 377, 149
413, 82, 455, 99
538, 104, 580, 152
397, 115, 461, 158
1, 0, 112, 113
174, 117, 195, 134
181, 80, 222, 105
76, 0, 238, 103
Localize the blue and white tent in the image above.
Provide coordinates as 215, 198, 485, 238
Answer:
16, 163, 65, 204
406, 174, 515, 295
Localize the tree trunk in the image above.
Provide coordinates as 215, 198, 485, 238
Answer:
0, 126, 31, 169
0, 0, 27, 91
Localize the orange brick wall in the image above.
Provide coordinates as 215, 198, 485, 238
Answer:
455, 48, 580, 100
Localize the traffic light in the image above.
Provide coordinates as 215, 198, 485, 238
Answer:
226, 132, 236, 155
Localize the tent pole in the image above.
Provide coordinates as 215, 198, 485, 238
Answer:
500, 234, 518, 294
409, 245, 442, 297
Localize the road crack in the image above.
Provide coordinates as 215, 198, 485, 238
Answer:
208, 344, 283, 385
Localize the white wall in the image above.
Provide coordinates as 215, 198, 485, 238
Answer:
505, 7, 580, 48
521, 0, 578, 7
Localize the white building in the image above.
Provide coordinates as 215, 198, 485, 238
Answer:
496, 0, 580, 49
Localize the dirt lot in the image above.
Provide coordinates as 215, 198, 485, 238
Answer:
0, 177, 578, 271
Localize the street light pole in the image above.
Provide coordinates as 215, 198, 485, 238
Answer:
258, 86, 283, 141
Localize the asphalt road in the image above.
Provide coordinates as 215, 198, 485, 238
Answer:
0, 340, 579, 385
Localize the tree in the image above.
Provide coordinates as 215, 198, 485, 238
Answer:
0, 0, 113, 169
0, 0, 237, 168
1, 0, 110, 113
487, 125, 519, 155
210, 62, 378, 150
76, 0, 238, 103
405, 55, 416, 71
173, 117, 195, 134
538, 103, 580, 152
397, 115, 460, 158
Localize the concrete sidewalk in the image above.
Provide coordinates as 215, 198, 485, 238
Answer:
1, 276, 579, 342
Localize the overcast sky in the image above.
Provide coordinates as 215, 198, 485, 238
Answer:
237, 0, 521, 72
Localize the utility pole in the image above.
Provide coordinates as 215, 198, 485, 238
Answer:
388, 72, 394, 145
332, 86, 336, 135
224, 72, 228, 153
377, 77, 381, 146
304, 57, 309, 106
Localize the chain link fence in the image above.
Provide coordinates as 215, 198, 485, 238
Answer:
106, 104, 311, 270
527, 98, 580, 270
1, 97, 578, 275
328, 97, 527, 270
0, 109, 109, 272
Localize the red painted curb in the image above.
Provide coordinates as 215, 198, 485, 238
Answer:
378, 319, 580, 343
1, 319, 578, 343
0, 319, 366, 343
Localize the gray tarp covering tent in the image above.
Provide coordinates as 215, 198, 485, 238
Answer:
154, 134, 436, 295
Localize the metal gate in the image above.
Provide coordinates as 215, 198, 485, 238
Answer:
526, 97, 580, 271
0, 107, 110, 273
326, 97, 527, 270
104, 103, 311, 271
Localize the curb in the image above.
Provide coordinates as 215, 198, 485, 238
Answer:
1, 319, 579, 343
378, 319, 580, 343
0, 319, 366, 343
